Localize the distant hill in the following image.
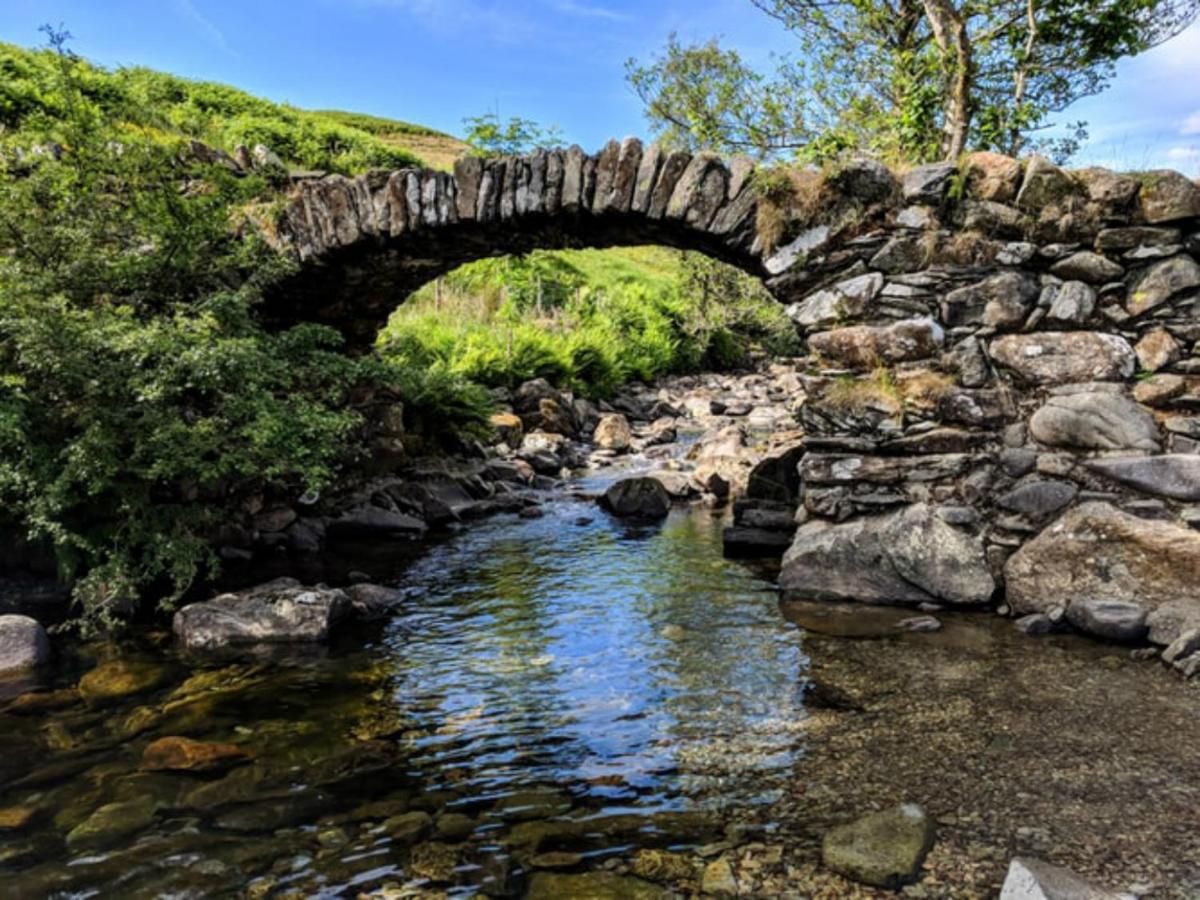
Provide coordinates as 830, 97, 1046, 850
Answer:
0, 41, 468, 173
313, 109, 470, 172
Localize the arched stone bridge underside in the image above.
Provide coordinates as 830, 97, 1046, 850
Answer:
264, 140, 773, 349
261, 143, 1200, 665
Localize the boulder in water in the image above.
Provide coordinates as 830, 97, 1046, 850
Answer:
593, 413, 633, 452
173, 578, 350, 651
600, 477, 672, 520
0, 615, 50, 674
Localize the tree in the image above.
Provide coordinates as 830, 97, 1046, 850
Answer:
627, 0, 1200, 163
462, 111, 563, 157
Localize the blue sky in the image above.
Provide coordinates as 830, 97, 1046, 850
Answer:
2, 0, 1198, 174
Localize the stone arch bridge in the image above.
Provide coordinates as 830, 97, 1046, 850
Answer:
263, 143, 1200, 663
265, 139, 774, 348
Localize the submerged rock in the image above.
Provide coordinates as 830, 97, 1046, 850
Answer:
600, 477, 671, 520
1000, 857, 1124, 899
78, 659, 172, 704
173, 579, 350, 651
65, 796, 158, 851
822, 803, 935, 889
142, 736, 252, 773
701, 858, 738, 896
0, 615, 50, 674
526, 872, 668, 900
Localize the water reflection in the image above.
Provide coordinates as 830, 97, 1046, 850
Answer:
0, 496, 808, 896
376, 499, 808, 815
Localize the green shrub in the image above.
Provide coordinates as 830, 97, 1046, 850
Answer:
0, 33, 440, 631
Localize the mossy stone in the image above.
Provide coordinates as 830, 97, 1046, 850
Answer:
822, 803, 935, 889
526, 871, 669, 900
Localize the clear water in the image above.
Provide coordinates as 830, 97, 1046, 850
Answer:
0, 493, 808, 897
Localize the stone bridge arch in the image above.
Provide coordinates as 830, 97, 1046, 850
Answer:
263, 139, 782, 350
260, 143, 1200, 660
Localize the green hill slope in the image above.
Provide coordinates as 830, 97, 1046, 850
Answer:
0, 41, 432, 173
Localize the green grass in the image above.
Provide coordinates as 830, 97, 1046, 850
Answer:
0, 41, 425, 174
380, 246, 800, 397
311, 109, 449, 138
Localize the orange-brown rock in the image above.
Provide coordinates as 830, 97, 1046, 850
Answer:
142, 736, 252, 773
0, 806, 36, 831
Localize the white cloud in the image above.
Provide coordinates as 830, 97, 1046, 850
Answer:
340, 0, 539, 42
550, 0, 632, 22
173, 0, 231, 53
1181, 111, 1200, 136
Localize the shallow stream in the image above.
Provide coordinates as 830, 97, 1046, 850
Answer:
2, 468, 1199, 897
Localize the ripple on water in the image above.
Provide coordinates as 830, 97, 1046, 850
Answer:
0, 499, 809, 896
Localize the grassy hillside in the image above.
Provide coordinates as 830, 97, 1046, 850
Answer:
382, 246, 799, 396
315, 109, 470, 171
0, 41, 431, 173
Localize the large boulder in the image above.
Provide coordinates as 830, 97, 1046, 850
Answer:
1048, 251, 1123, 284
902, 162, 956, 204
941, 272, 1040, 328
0, 615, 50, 674
822, 804, 936, 889
600, 477, 672, 520
1138, 170, 1200, 224
963, 152, 1023, 203
1005, 502, 1200, 644
988, 333, 1136, 384
786, 272, 884, 330
327, 505, 427, 541
173, 578, 351, 651
1029, 391, 1160, 451
780, 504, 995, 607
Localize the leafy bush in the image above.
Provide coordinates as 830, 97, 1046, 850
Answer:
0, 33, 461, 630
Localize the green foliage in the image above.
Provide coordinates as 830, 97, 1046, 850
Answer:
463, 111, 563, 157
380, 247, 800, 398
627, 0, 1200, 164
0, 31, 463, 631
0, 39, 422, 174
625, 36, 808, 157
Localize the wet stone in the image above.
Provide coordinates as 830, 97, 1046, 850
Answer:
78, 659, 172, 704
385, 810, 434, 845
526, 871, 669, 900
65, 795, 158, 851
821, 803, 936, 889
142, 736, 253, 773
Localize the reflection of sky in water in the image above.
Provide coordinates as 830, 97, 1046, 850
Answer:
382, 497, 808, 813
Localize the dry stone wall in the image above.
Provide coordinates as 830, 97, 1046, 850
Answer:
266, 144, 1200, 661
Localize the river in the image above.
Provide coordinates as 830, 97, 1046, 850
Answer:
1, 465, 1199, 897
